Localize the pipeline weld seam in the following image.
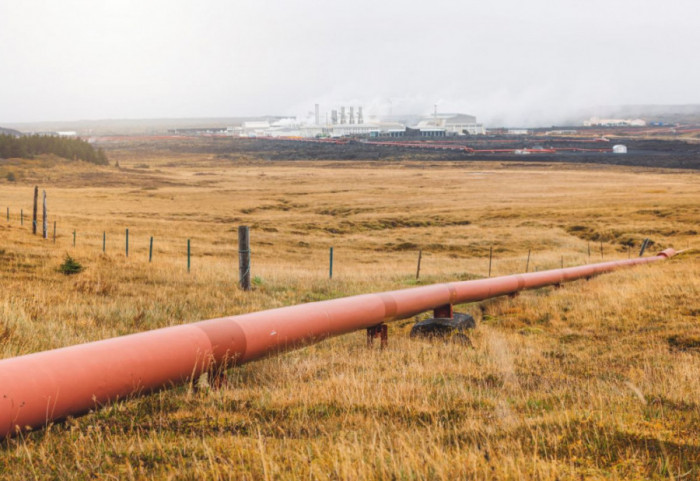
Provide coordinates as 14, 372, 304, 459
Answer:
378, 293, 398, 322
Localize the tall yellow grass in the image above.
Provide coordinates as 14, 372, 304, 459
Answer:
0, 151, 698, 479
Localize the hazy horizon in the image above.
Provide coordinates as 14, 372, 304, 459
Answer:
2, 0, 699, 127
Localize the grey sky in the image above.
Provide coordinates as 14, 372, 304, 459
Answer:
1, 0, 699, 126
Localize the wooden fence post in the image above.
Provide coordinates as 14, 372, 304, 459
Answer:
238, 226, 251, 291
32, 186, 38, 234
187, 239, 191, 273
42, 190, 47, 239
329, 247, 334, 279
525, 249, 531, 273
416, 249, 422, 279
103, 232, 106, 253
126, 228, 129, 257
149, 236, 153, 262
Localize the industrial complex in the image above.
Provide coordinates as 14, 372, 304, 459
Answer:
224, 105, 486, 139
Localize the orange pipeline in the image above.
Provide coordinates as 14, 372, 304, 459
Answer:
0, 248, 676, 439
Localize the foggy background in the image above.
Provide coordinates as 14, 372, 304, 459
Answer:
1, 0, 699, 127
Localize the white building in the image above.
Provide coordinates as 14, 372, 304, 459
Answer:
372, 122, 406, 137
414, 113, 485, 136
239, 121, 271, 137
329, 124, 380, 137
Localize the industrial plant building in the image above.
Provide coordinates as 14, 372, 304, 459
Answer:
413, 113, 485, 136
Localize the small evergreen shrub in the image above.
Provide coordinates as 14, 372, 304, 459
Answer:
59, 254, 83, 275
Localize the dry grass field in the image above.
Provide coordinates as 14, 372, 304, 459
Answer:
0, 148, 699, 479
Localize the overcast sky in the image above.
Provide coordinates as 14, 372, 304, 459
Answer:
1, 0, 699, 126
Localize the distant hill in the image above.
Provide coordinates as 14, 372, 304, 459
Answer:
0, 127, 22, 137
583, 104, 700, 125
1, 117, 285, 136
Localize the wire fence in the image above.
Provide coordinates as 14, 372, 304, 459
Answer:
3, 199, 652, 284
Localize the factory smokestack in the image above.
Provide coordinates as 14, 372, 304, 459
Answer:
331, 110, 338, 125
340, 107, 346, 124
349, 107, 355, 124
358, 106, 364, 124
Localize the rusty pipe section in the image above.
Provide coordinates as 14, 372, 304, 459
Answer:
0, 249, 676, 439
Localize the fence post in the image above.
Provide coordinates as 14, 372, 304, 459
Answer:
53, 221, 56, 243
238, 226, 251, 291
103, 232, 106, 253
639, 238, 649, 257
488, 246, 493, 278
42, 190, 47, 239
187, 239, 191, 273
20, 209, 23, 226
73, 230, 76, 247
525, 249, 531, 273
149, 236, 153, 262
5, 207, 8, 222
416, 249, 422, 279
126, 228, 129, 257
32, 186, 38, 234
329, 247, 334, 279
